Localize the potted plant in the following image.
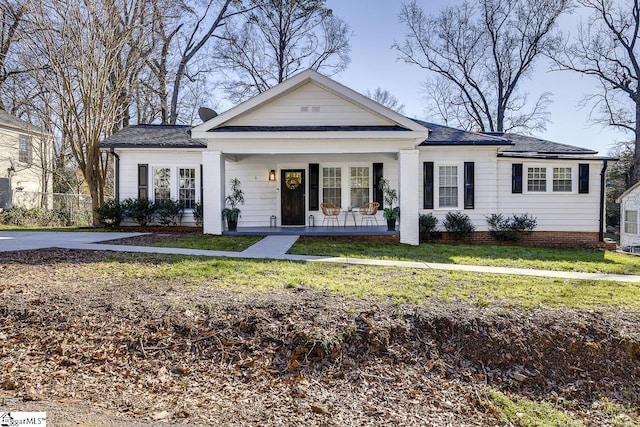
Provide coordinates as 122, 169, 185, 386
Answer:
222, 178, 244, 231
379, 178, 400, 231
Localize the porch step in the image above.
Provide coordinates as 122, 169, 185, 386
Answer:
241, 235, 300, 258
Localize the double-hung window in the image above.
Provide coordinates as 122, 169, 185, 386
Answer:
179, 168, 196, 209
322, 167, 341, 207
350, 167, 369, 208
527, 167, 547, 192
552, 167, 572, 192
153, 167, 171, 204
438, 165, 458, 208
18, 135, 32, 164
625, 210, 638, 235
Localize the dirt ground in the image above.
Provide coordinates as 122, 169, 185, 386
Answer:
0, 246, 639, 426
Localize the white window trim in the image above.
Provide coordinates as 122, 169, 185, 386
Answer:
434, 162, 463, 210
149, 165, 200, 210
318, 163, 374, 209
523, 163, 577, 194
624, 209, 639, 235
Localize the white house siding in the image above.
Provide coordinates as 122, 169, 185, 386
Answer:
0, 127, 51, 197
418, 147, 603, 233
117, 148, 205, 225
225, 153, 398, 227
418, 146, 499, 230
495, 158, 602, 232
224, 82, 394, 128
618, 184, 640, 248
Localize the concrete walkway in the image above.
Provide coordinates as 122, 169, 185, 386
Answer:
1, 231, 639, 283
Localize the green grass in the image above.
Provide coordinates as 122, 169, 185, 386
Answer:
288, 236, 640, 275
485, 390, 640, 427
93, 253, 640, 310
151, 235, 262, 252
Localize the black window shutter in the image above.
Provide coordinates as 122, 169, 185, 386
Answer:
423, 162, 434, 209
512, 163, 523, 194
373, 163, 384, 209
309, 163, 319, 211
578, 163, 589, 194
199, 164, 204, 203
464, 162, 475, 209
138, 164, 148, 199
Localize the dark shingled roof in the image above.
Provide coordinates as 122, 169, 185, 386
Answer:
208, 125, 410, 132
496, 133, 598, 155
0, 110, 43, 133
413, 120, 511, 146
99, 125, 206, 149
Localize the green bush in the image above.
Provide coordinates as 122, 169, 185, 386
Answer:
193, 201, 203, 227
419, 213, 439, 242
155, 199, 183, 226
95, 199, 124, 227
122, 198, 155, 226
486, 213, 537, 241
443, 211, 475, 240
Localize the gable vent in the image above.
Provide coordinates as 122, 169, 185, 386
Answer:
300, 106, 309, 112
300, 106, 321, 112
311, 106, 320, 112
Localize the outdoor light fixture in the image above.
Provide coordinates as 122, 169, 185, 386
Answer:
269, 170, 276, 181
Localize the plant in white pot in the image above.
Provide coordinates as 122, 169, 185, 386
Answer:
379, 178, 399, 231
222, 178, 244, 231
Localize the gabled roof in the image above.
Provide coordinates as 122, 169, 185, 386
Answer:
191, 69, 429, 137
0, 110, 44, 134
99, 125, 206, 149
616, 180, 640, 203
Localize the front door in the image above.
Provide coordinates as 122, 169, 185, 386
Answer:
281, 169, 305, 226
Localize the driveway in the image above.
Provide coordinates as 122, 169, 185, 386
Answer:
0, 231, 146, 252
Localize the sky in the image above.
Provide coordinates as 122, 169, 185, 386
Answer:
323, 0, 627, 156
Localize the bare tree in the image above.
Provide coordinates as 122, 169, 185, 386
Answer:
216, 0, 350, 103
395, 0, 569, 134
365, 88, 405, 114
552, 0, 640, 184
0, 0, 32, 112
26, 0, 152, 223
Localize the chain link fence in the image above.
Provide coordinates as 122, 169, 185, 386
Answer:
9, 191, 93, 226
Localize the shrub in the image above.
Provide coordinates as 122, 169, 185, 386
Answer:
443, 211, 475, 240
0, 207, 71, 227
95, 199, 124, 227
193, 201, 203, 227
122, 198, 155, 226
419, 213, 439, 241
155, 199, 183, 226
486, 213, 537, 241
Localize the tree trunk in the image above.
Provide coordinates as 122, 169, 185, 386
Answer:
633, 99, 640, 185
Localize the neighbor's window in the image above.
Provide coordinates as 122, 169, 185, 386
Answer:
179, 168, 196, 209
553, 167, 572, 192
625, 210, 638, 235
439, 165, 458, 208
322, 167, 341, 207
153, 167, 171, 203
350, 166, 369, 208
527, 167, 547, 192
18, 135, 32, 164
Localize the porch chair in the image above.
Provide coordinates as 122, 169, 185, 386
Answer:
321, 202, 341, 226
359, 202, 379, 226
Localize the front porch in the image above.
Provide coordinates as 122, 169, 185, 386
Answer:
223, 225, 398, 237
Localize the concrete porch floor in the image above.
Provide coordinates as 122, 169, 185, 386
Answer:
223, 225, 398, 237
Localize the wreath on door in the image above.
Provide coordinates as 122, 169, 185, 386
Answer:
285, 172, 302, 190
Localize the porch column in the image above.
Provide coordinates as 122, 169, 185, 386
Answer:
399, 149, 420, 245
202, 150, 225, 235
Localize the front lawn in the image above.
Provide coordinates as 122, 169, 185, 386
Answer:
151, 234, 262, 252
288, 236, 640, 275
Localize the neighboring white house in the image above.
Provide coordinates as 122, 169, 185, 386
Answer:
617, 181, 640, 250
100, 69, 612, 246
0, 110, 53, 209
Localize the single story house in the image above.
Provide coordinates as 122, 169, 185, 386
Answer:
617, 181, 640, 250
100, 69, 612, 246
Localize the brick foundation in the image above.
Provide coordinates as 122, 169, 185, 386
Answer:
430, 231, 615, 250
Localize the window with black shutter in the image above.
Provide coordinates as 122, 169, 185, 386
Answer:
138, 164, 148, 199
423, 162, 434, 209
373, 163, 384, 209
578, 163, 589, 194
309, 163, 319, 210
512, 163, 523, 194
464, 162, 474, 209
